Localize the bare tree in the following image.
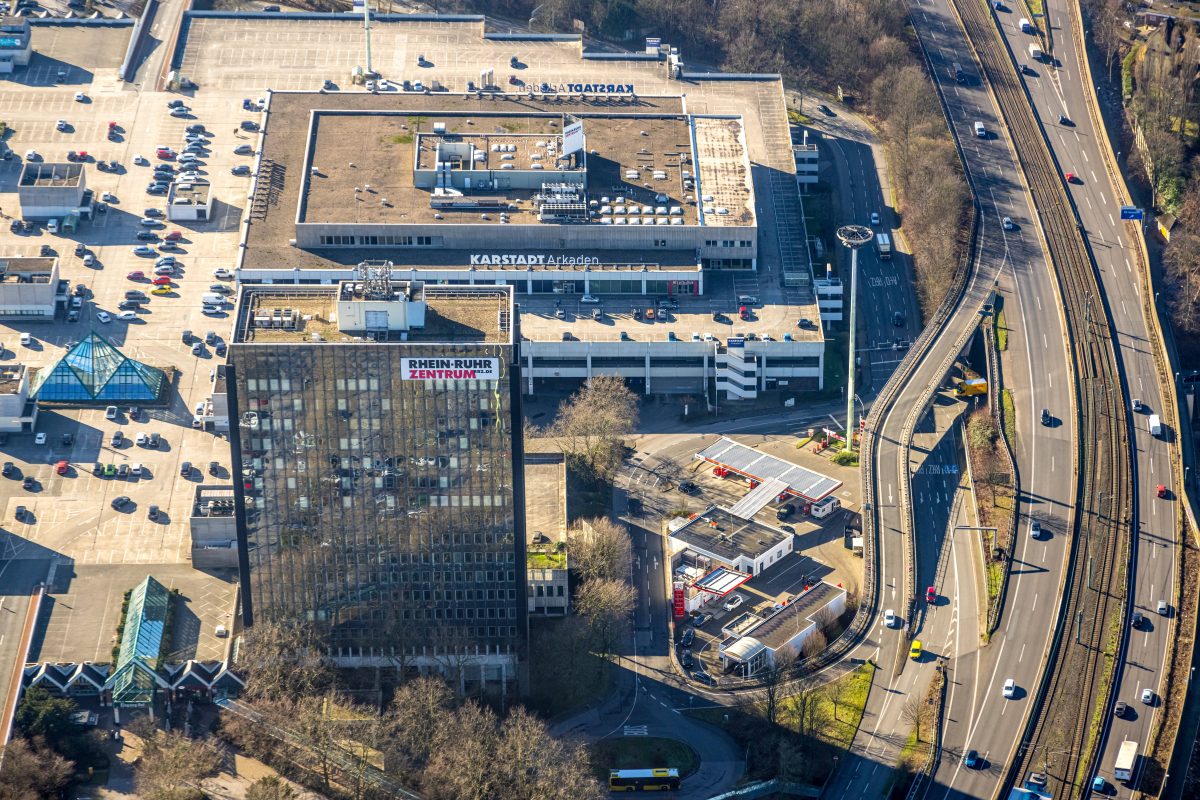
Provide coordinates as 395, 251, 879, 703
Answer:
568, 517, 632, 583
549, 375, 637, 478
758, 647, 797, 724
575, 577, 636, 666
382, 675, 456, 782
245, 777, 299, 800
824, 676, 850, 723
901, 695, 931, 743
791, 678, 829, 737
422, 702, 499, 800
0, 736, 73, 800
239, 618, 335, 702
134, 729, 223, 800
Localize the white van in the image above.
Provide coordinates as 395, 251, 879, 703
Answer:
811, 496, 842, 519
974, 121, 987, 138
19, 332, 32, 347
1149, 414, 1163, 438
47, 219, 59, 234
201, 293, 225, 306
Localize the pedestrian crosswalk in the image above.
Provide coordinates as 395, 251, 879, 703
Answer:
623, 724, 648, 737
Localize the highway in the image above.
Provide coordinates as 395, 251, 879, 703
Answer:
985, 3, 1180, 794
826, 0, 1082, 794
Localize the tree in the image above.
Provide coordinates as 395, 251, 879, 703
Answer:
382, 676, 456, 781
134, 729, 222, 800
0, 736, 73, 800
239, 619, 335, 702
245, 777, 298, 800
549, 375, 637, 478
493, 707, 602, 800
757, 648, 797, 725
575, 577, 635, 666
421, 702, 499, 800
901, 695, 931, 743
825, 677, 849, 724
568, 517, 632, 583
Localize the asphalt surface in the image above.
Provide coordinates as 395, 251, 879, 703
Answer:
825, 0, 1080, 795
990, 3, 1180, 794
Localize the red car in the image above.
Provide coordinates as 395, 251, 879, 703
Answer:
55, 459, 69, 476
1157, 484, 1168, 498
107, 121, 117, 131
926, 586, 937, 604
156, 148, 174, 159
1064, 172, 1078, 184
76, 151, 88, 162
152, 276, 172, 286
164, 230, 182, 241
126, 271, 145, 281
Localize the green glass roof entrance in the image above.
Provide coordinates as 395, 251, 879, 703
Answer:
30, 333, 165, 402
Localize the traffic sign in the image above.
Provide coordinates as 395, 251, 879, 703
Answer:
1120, 206, 1144, 221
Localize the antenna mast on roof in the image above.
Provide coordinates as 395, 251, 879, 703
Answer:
356, 260, 393, 300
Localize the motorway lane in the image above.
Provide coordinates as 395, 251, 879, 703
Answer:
820, 0, 1080, 795
905, 0, 1080, 797
988, 3, 1177, 793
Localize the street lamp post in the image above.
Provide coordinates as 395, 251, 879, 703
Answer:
837, 225, 873, 450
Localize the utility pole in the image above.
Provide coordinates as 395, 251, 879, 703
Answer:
837, 225, 873, 450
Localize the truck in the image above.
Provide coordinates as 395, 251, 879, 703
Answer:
1029, 42, 1043, 62
1019, 17, 1033, 33
876, 233, 892, 260
811, 496, 841, 520
1113, 739, 1138, 782
955, 378, 988, 397
1149, 414, 1163, 437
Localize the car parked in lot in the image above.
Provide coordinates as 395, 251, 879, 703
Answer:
213, 268, 233, 279
111, 495, 130, 509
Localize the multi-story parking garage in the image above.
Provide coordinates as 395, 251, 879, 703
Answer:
234, 32, 823, 400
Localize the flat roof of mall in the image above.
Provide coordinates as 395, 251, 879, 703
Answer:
19, 163, 82, 188
300, 109, 704, 227
233, 283, 512, 345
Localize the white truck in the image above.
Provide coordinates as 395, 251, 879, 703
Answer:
811, 496, 842, 519
876, 233, 892, 260
1113, 739, 1139, 782
1149, 414, 1163, 437
1029, 42, 1043, 62
1019, 17, 1034, 33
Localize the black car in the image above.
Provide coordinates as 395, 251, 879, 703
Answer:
92, 462, 103, 476
208, 461, 220, 476
777, 503, 795, 520
22, 476, 34, 490
1041, 408, 1052, 426
111, 495, 130, 509
180, 461, 192, 477
111, 430, 123, 447
117, 464, 129, 479
798, 318, 816, 329
147, 184, 167, 195
2, 461, 14, 477
627, 496, 642, 514
681, 649, 694, 669
148, 504, 160, 521
118, 300, 141, 310
61, 433, 73, 446
681, 628, 695, 648
817, 103, 835, 116
14, 505, 26, 521
205, 330, 217, 344
691, 670, 715, 686
215, 342, 227, 356
1132, 611, 1145, 629
185, 124, 206, 134
240, 120, 260, 131
678, 480, 698, 495
149, 432, 161, 448
136, 231, 159, 242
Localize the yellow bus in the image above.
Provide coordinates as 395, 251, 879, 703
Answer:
609, 768, 681, 792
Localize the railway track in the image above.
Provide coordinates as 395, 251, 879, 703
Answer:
945, 0, 1133, 796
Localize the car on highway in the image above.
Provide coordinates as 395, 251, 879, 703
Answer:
910, 641, 922, 660
1041, 408, 1052, 426
884, 609, 898, 628
870, 212, 880, 226
963, 750, 980, 769
1064, 171, 1079, 184
722, 594, 744, 612
1157, 484, 1168, 498
1158, 600, 1169, 615
925, 586, 937, 604
1003, 216, 1015, 231
1003, 678, 1016, 698
1132, 611, 1145, 629
1114, 701, 1128, 718
1058, 114, 1073, 127
1141, 688, 1155, 705
1030, 520, 1042, 539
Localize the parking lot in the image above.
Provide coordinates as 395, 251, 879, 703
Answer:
0, 31, 254, 666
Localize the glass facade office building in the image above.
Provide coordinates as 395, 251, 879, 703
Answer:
229, 284, 526, 683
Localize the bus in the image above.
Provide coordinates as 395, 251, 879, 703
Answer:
609, 768, 681, 792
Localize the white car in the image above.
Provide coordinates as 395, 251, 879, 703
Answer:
101, 191, 116, 202
74, 92, 86, 102
213, 268, 233, 279
870, 212, 881, 226
154, 265, 175, 276
34, 432, 47, 445
170, 107, 191, 117
24, 149, 38, 161
1003, 678, 1016, 699
82, 254, 95, 267
1030, 520, 1042, 539
56, 119, 68, 131
579, 294, 600, 304
1003, 216, 1015, 231
722, 594, 744, 612
96, 311, 112, 323
133, 154, 148, 165
1141, 688, 1155, 704
117, 311, 138, 321
884, 609, 898, 628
